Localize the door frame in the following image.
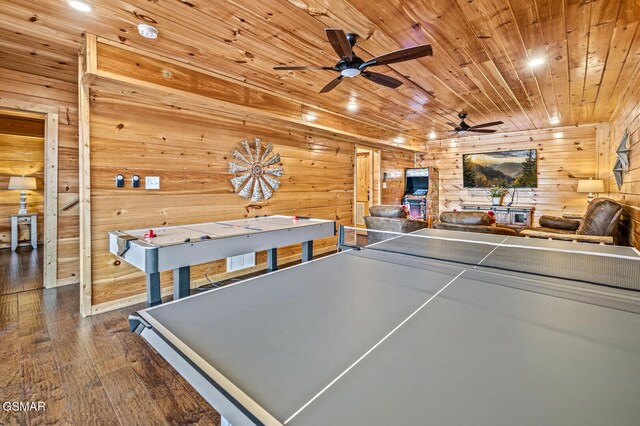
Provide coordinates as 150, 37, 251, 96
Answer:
353, 145, 381, 227
0, 100, 59, 289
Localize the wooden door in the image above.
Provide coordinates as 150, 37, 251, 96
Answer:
356, 152, 372, 227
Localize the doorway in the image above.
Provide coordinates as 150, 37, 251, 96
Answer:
354, 146, 381, 228
0, 104, 58, 293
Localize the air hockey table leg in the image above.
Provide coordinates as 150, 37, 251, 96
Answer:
173, 266, 191, 299
302, 240, 313, 262
267, 248, 278, 272
146, 272, 162, 307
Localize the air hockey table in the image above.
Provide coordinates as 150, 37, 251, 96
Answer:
109, 215, 336, 306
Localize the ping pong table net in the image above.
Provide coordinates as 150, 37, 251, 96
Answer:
338, 226, 640, 292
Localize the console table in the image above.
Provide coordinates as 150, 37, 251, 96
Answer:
11, 214, 37, 251
461, 204, 535, 230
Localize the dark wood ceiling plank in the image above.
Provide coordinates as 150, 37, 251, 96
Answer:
450, 0, 542, 129
279, 0, 471, 130
592, 21, 640, 120
534, 0, 571, 124
476, 0, 550, 129
581, 0, 621, 123
565, 0, 592, 125
508, 0, 560, 125
320, 0, 518, 131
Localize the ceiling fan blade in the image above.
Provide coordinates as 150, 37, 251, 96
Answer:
273, 66, 336, 70
325, 28, 353, 62
320, 76, 344, 93
469, 121, 504, 129
361, 44, 433, 69
468, 129, 497, 133
361, 71, 403, 89
446, 122, 459, 127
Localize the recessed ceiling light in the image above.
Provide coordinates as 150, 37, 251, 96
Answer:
528, 57, 545, 67
347, 101, 358, 111
68, 0, 92, 12
394, 137, 405, 144
303, 112, 317, 121
549, 116, 560, 125
428, 131, 437, 140
138, 24, 159, 39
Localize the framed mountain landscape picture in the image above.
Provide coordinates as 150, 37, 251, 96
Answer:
463, 149, 537, 188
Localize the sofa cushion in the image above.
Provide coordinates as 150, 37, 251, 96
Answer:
440, 211, 491, 226
433, 222, 517, 236
369, 205, 406, 218
577, 198, 623, 236
539, 215, 580, 231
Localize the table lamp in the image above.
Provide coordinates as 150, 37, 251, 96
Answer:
8, 176, 37, 214
577, 178, 604, 203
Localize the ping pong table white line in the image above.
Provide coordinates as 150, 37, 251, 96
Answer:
474, 236, 510, 268
283, 269, 467, 425
345, 226, 640, 261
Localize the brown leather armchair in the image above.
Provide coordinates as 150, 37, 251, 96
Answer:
433, 211, 518, 236
519, 198, 623, 244
364, 205, 427, 243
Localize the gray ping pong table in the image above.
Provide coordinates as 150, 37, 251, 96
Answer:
129, 227, 640, 426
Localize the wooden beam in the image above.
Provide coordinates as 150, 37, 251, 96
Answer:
79, 41, 93, 317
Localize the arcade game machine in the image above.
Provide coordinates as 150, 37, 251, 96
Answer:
402, 167, 439, 223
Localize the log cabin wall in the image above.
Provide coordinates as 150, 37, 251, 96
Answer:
605, 71, 640, 248
417, 125, 602, 221
0, 67, 80, 285
90, 87, 354, 307
381, 150, 415, 205
86, 40, 420, 311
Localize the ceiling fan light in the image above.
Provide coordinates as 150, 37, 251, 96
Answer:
138, 24, 159, 39
340, 68, 360, 78
67, 0, 92, 12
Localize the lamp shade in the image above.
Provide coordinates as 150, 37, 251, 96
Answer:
8, 176, 37, 190
577, 178, 604, 193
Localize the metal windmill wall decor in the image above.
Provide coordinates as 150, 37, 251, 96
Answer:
613, 130, 630, 190
228, 138, 283, 202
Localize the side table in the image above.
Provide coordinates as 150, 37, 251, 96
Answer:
11, 213, 37, 251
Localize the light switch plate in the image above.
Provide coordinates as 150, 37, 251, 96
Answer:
145, 176, 160, 190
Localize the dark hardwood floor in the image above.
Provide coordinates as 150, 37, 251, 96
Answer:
0, 284, 222, 425
0, 253, 335, 425
0, 246, 44, 295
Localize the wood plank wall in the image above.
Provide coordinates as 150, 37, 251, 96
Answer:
605, 71, 640, 248
0, 133, 45, 247
89, 83, 413, 306
381, 150, 414, 204
418, 126, 600, 221
0, 67, 80, 285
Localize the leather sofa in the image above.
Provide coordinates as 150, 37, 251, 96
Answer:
433, 211, 518, 236
364, 205, 427, 243
519, 198, 623, 244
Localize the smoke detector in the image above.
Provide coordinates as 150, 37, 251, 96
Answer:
137, 24, 159, 39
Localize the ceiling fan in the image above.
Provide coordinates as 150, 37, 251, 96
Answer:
273, 28, 433, 93
448, 113, 503, 134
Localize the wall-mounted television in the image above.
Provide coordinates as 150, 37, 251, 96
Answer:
463, 149, 537, 188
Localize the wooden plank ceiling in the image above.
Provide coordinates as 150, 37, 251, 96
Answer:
1, 0, 639, 145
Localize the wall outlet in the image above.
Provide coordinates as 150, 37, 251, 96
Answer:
145, 176, 160, 190
383, 182, 387, 189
